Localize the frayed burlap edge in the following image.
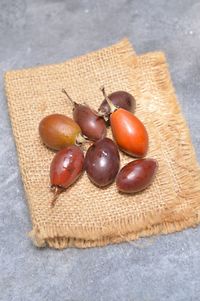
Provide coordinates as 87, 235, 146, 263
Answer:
29, 214, 200, 249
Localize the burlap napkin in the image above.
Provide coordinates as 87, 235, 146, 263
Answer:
4, 39, 200, 249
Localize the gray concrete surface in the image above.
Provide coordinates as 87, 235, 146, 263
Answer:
0, 1, 200, 300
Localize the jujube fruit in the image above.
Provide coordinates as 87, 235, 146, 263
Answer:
85, 137, 120, 187
99, 90, 136, 119
62, 89, 106, 141
101, 87, 148, 157
50, 145, 84, 206
39, 114, 83, 151
116, 158, 158, 193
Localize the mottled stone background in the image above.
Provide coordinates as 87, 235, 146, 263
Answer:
0, 1, 200, 300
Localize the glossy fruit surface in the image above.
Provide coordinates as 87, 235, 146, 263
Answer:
116, 159, 158, 193
39, 114, 81, 151
100, 87, 148, 157
62, 89, 106, 141
50, 145, 84, 206
73, 103, 106, 141
99, 90, 136, 117
85, 137, 120, 187
110, 108, 148, 157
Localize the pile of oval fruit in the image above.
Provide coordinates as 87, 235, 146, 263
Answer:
39, 87, 158, 207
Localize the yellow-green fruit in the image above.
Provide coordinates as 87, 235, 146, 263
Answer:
39, 114, 81, 151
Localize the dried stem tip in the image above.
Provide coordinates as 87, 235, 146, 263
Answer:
62, 89, 77, 106
50, 186, 63, 208
75, 133, 87, 145
100, 86, 117, 113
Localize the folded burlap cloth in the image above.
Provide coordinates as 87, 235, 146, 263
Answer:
4, 39, 200, 249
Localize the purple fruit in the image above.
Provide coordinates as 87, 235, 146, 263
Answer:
85, 138, 120, 187
98, 90, 136, 119
116, 158, 158, 193
62, 89, 106, 141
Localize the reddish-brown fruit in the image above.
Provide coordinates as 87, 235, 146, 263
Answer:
39, 114, 81, 151
85, 138, 120, 187
116, 158, 158, 193
110, 108, 149, 157
62, 89, 106, 141
50, 145, 84, 206
101, 87, 148, 157
99, 90, 136, 118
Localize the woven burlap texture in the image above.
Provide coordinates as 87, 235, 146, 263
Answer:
5, 39, 200, 249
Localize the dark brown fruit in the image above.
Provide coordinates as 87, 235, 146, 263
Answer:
85, 137, 120, 187
73, 104, 106, 141
62, 89, 106, 141
116, 159, 158, 193
98, 90, 136, 119
39, 114, 82, 151
50, 145, 84, 206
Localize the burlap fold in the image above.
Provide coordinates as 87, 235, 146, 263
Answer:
4, 39, 200, 249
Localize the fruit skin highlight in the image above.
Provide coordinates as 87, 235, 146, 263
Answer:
85, 137, 120, 187
50, 145, 84, 206
39, 114, 81, 151
99, 90, 136, 119
101, 87, 148, 157
110, 108, 149, 157
116, 159, 158, 193
62, 89, 106, 141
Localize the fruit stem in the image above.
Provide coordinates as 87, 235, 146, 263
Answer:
97, 110, 109, 122
51, 186, 63, 207
100, 86, 118, 113
97, 110, 105, 117
62, 89, 77, 106
75, 133, 87, 145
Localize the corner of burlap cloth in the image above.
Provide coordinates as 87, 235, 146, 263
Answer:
4, 38, 200, 249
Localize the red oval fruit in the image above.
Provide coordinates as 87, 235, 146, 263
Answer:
116, 158, 158, 193
73, 104, 106, 141
85, 137, 120, 187
110, 108, 148, 157
50, 145, 84, 206
101, 87, 148, 157
62, 89, 106, 141
39, 114, 81, 151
